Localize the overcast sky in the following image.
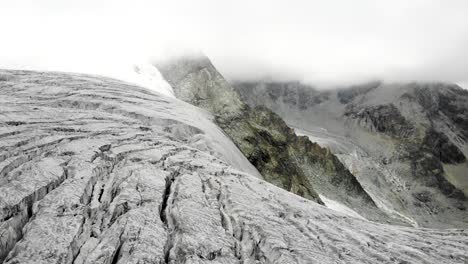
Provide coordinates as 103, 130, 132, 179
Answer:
1, 0, 467, 88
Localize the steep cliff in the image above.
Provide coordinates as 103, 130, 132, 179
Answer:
234, 80, 468, 228
156, 56, 391, 222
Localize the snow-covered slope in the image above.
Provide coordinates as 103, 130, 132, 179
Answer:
0, 69, 467, 263
131, 63, 175, 98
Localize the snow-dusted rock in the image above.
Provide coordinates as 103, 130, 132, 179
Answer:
0, 70, 467, 263
234, 80, 468, 228
156, 56, 396, 224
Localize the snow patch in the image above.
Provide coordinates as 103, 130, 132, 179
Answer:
319, 194, 366, 220
130, 63, 175, 98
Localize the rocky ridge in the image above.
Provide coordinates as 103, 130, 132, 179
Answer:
155, 56, 390, 222
234, 80, 468, 228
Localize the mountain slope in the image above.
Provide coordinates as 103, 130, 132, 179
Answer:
0, 69, 467, 263
155, 56, 394, 223
234, 80, 468, 228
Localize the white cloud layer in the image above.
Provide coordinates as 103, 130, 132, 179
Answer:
0, 0, 467, 88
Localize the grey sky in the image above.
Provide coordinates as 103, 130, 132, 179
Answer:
1, 0, 467, 88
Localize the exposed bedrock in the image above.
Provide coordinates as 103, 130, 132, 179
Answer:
233, 80, 468, 228
344, 103, 415, 138
156, 56, 391, 222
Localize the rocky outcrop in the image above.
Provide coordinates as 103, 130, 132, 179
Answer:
422, 128, 466, 164
337, 81, 381, 104
346, 102, 467, 209
156, 56, 244, 122
156, 56, 392, 223
235, 81, 331, 110
344, 104, 415, 138
411, 83, 468, 140
1, 69, 467, 263
234, 80, 468, 228
157, 56, 322, 203
217, 106, 384, 218
216, 106, 322, 202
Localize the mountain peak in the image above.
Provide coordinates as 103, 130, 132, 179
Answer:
155, 55, 246, 120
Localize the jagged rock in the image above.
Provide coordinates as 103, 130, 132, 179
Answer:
155, 56, 244, 122
412, 83, 468, 140
344, 104, 415, 138
421, 128, 466, 164
235, 81, 331, 110
156, 56, 322, 203
337, 81, 381, 104
234, 80, 468, 228
156, 56, 389, 223
1, 69, 468, 263
218, 106, 322, 202
218, 106, 388, 220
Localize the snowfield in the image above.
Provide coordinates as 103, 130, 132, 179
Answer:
0, 70, 467, 263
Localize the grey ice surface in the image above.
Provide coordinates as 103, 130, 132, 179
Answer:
0, 70, 467, 263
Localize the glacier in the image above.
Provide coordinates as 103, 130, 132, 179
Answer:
0, 69, 467, 263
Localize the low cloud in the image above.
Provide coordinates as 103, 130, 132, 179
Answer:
0, 0, 467, 88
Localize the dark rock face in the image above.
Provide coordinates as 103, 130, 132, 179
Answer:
400, 84, 468, 203
408, 145, 465, 201
337, 81, 381, 104
416, 84, 468, 140
156, 56, 389, 221
293, 135, 375, 201
155, 56, 245, 122
346, 102, 466, 202
156, 57, 323, 202
218, 105, 385, 212
345, 104, 414, 138
402, 83, 468, 140
233, 80, 468, 228
234, 81, 330, 110
413, 191, 431, 203
217, 106, 322, 202
423, 129, 466, 164
343, 86, 466, 202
